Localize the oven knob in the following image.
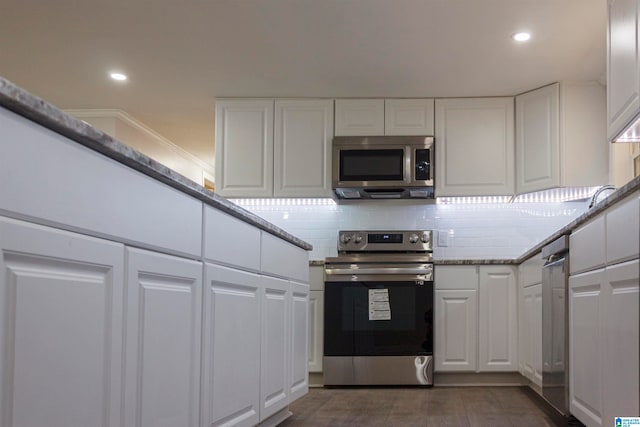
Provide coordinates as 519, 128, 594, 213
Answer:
421, 233, 430, 243
340, 234, 352, 244
354, 234, 363, 244
409, 234, 419, 244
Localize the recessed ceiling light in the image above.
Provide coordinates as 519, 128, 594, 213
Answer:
109, 72, 128, 81
512, 32, 531, 42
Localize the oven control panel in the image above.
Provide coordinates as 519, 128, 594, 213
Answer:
337, 230, 432, 252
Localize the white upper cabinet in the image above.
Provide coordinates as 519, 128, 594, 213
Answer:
215, 99, 274, 197
385, 99, 435, 135
215, 99, 334, 198
607, 0, 640, 141
335, 98, 434, 136
334, 99, 385, 136
274, 99, 333, 197
435, 97, 515, 196
516, 82, 607, 194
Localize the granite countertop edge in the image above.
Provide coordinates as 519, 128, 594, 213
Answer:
0, 77, 312, 251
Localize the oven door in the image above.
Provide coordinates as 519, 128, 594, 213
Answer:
324, 276, 433, 357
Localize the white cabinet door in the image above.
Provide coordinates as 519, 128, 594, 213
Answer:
274, 99, 333, 197
607, 0, 640, 141
308, 290, 324, 373
334, 99, 385, 136
435, 97, 515, 196
522, 284, 543, 387
0, 217, 125, 427
478, 266, 517, 371
434, 289, 478, 372
260, 276, 290, 421
603, 259, 639, 425
124, 248, 202, 427
201, 263, 261, 427
516, 84, 559, 194
516, 82, 607, 193
385, 99, 435, 135
569, 269, 605, 427
215, 99, 274, 197
290, 281, 310, 401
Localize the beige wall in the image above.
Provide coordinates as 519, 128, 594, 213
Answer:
610, 142, 640, 188
67, 109, 215, 186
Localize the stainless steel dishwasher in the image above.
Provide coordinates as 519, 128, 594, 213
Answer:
541, 235, 569, 416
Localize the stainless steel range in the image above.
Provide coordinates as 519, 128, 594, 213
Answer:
323, 230, 434, 386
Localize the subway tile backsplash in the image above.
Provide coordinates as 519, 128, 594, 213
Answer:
238, 200, 588, 260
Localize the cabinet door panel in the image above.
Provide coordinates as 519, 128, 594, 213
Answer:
215, 100, 274, 197
434, 289, 478, 371
478, 267, 517, 371
124, 248, 202, 427
522, 284, 542, 386
435, 98, 514, 196
290, 281, 310, 401
607, 0, 640, 141
603, 260, 639, 425
516, 84, 559, 194
334, 99, 384, 136
385, 99, 434, 135
260, 276, 290, 421
308, 290, 324, 373
569, 269, 604, 427
0, 217, 124, 427
274, 100, 333, 197
202, 263, 261, 427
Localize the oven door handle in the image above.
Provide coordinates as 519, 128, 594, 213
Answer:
326, 267, 432, 275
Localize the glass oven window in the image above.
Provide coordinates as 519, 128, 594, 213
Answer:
339, 149, 404, 181
324, 280, 433, 356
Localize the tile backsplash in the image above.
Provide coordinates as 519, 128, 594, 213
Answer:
235, 199, 588, 260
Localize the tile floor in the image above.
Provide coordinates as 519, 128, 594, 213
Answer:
280, 386, 576, 426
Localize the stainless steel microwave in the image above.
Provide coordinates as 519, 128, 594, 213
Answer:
332, 136, 434, 199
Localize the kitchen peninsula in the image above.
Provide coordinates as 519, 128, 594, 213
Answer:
0, 76, 311, 427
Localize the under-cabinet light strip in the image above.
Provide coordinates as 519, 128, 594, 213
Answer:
229, 198, 337, 207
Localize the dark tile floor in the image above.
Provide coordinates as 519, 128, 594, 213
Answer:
280, 386, 573, 427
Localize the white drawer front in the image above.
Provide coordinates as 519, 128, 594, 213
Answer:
0, 108, 202, 257
261, 232, 309, 282
203, 206, 261, 271
570, 216, 606, 274
606, 193, 640, 265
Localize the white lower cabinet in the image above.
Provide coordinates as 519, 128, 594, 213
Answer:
435, 265, 517, 373
478, 266, 518, 371
308, 290, 324, 373
602, 259, 639, 425
434, 289, 478, 371
201, 263, 261, 427
290, 281, 310, 401
521, 284, 543, 386
124, 248, 203, 427
260, 276, 290, 421
0, 216, 125, 427
569, 268, 605, 427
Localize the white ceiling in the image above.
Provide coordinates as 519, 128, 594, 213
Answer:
0, 0, 607, 166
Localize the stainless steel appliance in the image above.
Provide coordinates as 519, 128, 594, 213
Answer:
542, 235, 570, 415
332, 136, 434, 199
323, 230, 434, 385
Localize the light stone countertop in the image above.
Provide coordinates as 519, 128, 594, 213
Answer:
0, 76, 312, 251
